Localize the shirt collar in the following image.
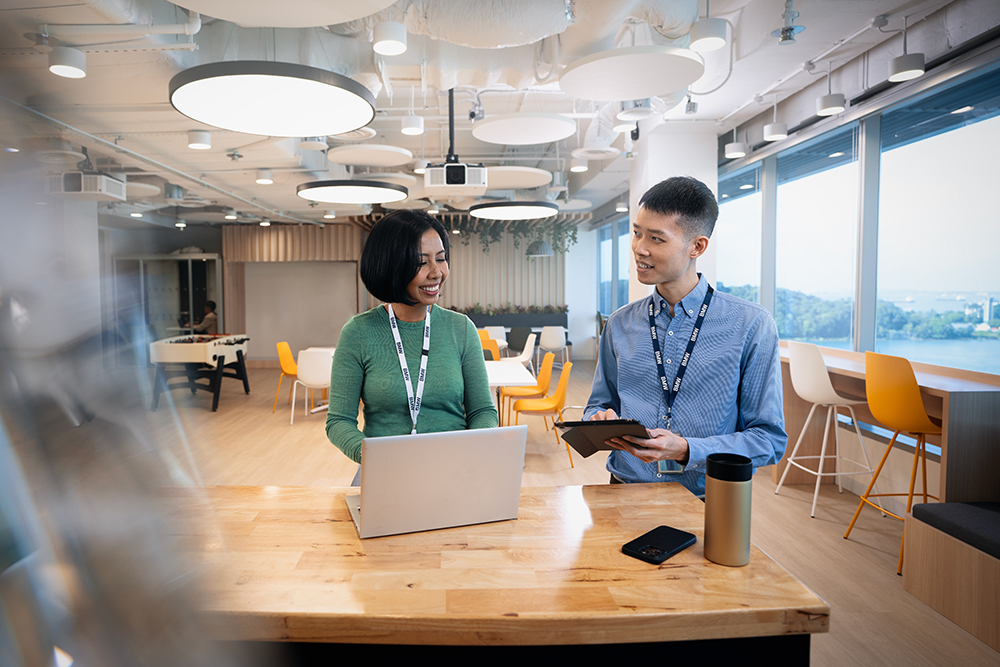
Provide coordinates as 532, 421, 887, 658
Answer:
653, 273, 707, 319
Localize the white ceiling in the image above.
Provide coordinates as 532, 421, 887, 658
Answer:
0, 0, 962, 229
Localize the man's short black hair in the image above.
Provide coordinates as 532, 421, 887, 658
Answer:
360, 209, 449, 306
638, 176, 719, 239
205, 300, 216, 312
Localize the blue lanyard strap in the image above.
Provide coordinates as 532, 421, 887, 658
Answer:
647, 283, 714, 433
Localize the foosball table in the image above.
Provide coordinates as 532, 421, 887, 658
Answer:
149, 334, 250, 411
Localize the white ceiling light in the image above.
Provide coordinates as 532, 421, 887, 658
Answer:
472, 113, 575, 145
739, 184, 754, 190
616, 200, 629, 213
401, 114, 424, 136
169, 61, 376, 138
187, 130, 211, 150
617, 99, 654, 121
888, 16, 925, 83
559, 46, 704, 102
175, 220, 187, 228
690, 1, 727, 53
299, 136, 329, 151
951, 106, 974, 114
413, 159, 428, 174
486, 166, 552, 190
326, 144, 412, 166
130, 212, 143, 218
373, 20, 407, 56
224, 209, 238, 220
255, 169, 273, 185
296, 179, 408, 204
427, 201, 440, 215
816, 64, 845, 116
469, 201, 559, 221
724, 137, 746, 159
771, 0, 806, 45
259, 219, 271, 227
569, 158, 588, 173
323, 209, 337, 219
49, 46, 86, 79
612, 120, 637, 133
763, 97, 787, 141
526, 240, 554, 258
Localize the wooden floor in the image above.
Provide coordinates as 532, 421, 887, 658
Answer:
149, 360, 1000, 666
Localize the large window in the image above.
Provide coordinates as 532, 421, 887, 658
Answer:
876, 67, 1000, 374
598, 216, 631, 315
716, 166, 762, 303
774, 126, 859, 349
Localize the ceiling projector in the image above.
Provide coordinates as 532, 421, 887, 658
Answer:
423, 163, 488, 197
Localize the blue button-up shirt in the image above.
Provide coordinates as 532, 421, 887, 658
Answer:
585, 275, 787, 496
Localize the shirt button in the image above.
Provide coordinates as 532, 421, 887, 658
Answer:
665, 359, 672, 364
688, 309, 694, 315
662, 416, 668, 420
667, 331, 674, 336
656, 472, 663, 478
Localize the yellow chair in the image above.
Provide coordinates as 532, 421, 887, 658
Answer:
477, 329, 489, 342
273, 342, 298, 413
513, 362, 574, 468
481, 338, 501, 361
500, 352, 554, 427
844, 351, 941, 575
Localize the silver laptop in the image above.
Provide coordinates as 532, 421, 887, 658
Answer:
345, 425, 528, 539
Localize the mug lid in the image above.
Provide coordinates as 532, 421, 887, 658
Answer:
706, 453, 752, 482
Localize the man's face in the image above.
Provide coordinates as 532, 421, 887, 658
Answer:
631, 207, 702, 287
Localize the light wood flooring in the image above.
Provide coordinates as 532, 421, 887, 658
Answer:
149, 361, 1000, 666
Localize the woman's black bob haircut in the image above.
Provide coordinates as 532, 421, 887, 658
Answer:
359, 209, 450, 306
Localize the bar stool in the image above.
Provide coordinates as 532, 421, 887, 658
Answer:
844, 351, 941, 575
775, 342, 882, 518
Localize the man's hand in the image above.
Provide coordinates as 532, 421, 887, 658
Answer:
590, 408, 619, 421
607, 428, 689, 464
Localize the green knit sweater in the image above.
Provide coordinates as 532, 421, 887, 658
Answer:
325, 305, 498, 463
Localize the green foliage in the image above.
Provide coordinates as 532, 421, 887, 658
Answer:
460, 302, 568, 316
448, 216, 580, 254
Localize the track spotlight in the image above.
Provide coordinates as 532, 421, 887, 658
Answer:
816, 64, 845, 116
401, 114, 424, 136
413, 159, 428, 174
887, 15, 925, 83
373, 21, 407, 56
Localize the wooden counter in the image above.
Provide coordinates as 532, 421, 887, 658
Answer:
170, 483, 828, 655
776, 345, 1000, 502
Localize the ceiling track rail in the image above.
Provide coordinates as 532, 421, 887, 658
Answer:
2, 97, 324, 227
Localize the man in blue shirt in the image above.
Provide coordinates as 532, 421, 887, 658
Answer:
585, 176, 787, 496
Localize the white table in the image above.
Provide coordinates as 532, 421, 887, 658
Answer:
485, 360, 537, 415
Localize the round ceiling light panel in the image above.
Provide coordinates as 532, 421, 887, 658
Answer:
363, 172, 417, 188
472, 113, 576, 146
485, 166, 552, 190
559, 46, 705, 101
559, 198, 593, 212
469, 201, 559, 221
570, 145, 621, 160
169, 0, 396, 27
296, 179, 408, 205
330, 126, 377, 141
169, 61, 376, 137
326, 144, 412, 167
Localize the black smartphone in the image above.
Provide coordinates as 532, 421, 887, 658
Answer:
622, 525, 697, 564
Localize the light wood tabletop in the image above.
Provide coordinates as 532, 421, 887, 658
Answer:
169, 483, 829, 648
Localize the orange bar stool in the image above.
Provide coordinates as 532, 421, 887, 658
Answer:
513, 362, 574, 468
500, 352, 554, 426
844, 351, 941, 574
273, 341, 298, 413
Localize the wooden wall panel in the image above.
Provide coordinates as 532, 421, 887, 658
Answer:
223, 261, 245, 334
222, 224, 362, 262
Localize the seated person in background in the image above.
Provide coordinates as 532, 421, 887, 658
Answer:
585, 176, 787, 497
192, 301, 217, 334
326, 209, 498, 464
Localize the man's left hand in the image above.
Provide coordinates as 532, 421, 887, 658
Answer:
607, 429, 689, 464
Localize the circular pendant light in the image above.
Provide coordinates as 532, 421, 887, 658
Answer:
296, 179, 407, 205
888, 52, 925, 83
816, 93, 846, 117
690, 17, 727, 53
169, 61, 376, 137
763, 122, 788, 141
468, 201, 559, 221
559, 46, 704, 102
49, 46, 86, 79
472, 113, 576, 146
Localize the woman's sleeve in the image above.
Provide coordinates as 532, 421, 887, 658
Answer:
461, 317, 499, 429
325, 319, 366, 463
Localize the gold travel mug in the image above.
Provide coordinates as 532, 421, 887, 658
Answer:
703, 453, 752, 567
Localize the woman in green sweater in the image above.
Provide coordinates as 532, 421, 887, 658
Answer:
325, 209, 498, 463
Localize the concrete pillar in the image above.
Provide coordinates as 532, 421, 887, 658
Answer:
627, 120, 719, 304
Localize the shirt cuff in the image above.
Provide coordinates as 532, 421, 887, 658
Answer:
681, 437, 710, 472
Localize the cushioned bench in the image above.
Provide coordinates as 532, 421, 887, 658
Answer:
903, 502, 1000, 652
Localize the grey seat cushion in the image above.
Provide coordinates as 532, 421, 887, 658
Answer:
912, 502, 1000, 560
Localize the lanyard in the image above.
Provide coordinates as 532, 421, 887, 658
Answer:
386, 304, 431, 434
648, 283, 714, 434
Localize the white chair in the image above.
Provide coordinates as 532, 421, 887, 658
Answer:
507, 333, 536, 375
291, 349, 333, 425
775, 341, 882, 518
484, 326, 509, 356
537, 326, 568, 369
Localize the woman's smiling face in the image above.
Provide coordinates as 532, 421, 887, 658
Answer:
405, 228, 449, 308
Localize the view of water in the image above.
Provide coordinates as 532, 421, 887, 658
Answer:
795, 337, 1000, 376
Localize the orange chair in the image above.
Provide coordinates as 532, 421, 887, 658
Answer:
477, 329, 489, 342
844, 351, 942, 574
273, 342, 298, 413
481, 338, 501, 362
513, 362, 574, 468
500, 352, 554, 426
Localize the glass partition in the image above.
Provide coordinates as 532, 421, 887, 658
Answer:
716, 165, 762, 303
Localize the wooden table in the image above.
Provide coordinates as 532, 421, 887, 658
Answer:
776, 345, 1000, 502
172, 483, 828, 660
